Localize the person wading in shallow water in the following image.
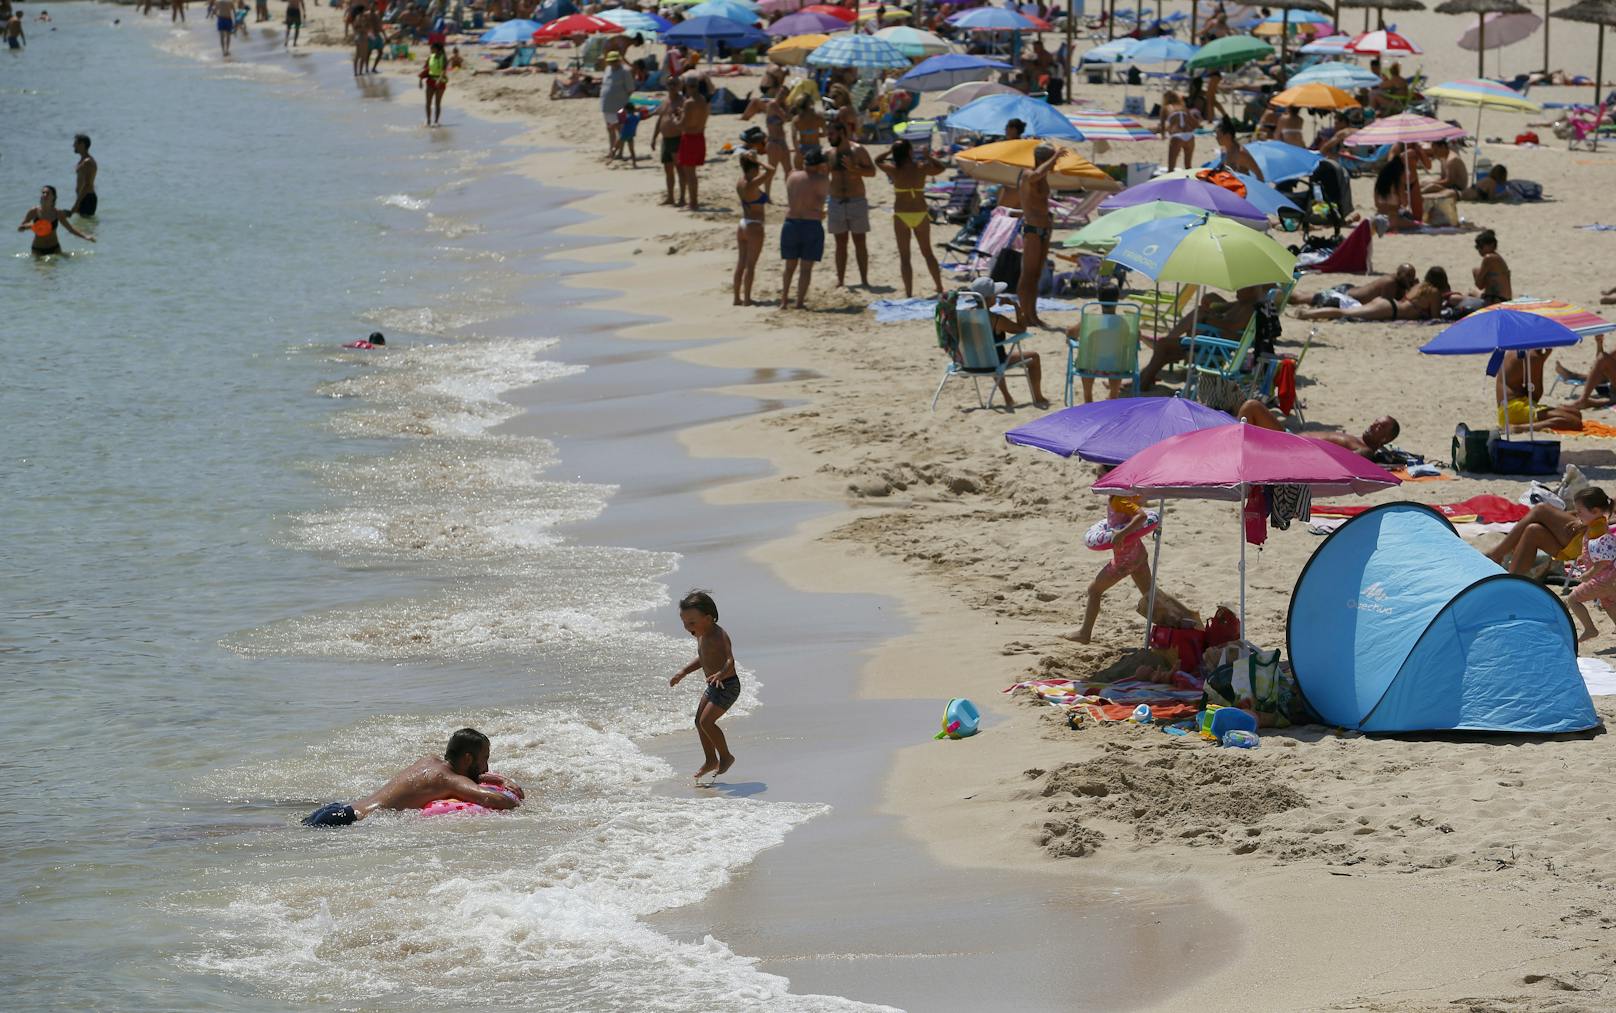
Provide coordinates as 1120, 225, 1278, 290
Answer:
19, 184, 95, 255
301, 728, 525, 827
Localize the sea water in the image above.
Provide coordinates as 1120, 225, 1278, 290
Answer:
0, 9, 881, 1010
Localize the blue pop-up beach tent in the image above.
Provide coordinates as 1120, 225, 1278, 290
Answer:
1288, 502, 1598, 733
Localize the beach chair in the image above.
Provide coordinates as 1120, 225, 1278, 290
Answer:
1338, 143, 1392, 177
1568, 99, 1616, 151
1131, 283, 1200, 346
927, 176, 980, 224
1049, 190, 1107, 228
1301, 220, 1373, 274
932, 292, 1031, 411
1065, 301, 1142, 405
1182, 278, 1297, 407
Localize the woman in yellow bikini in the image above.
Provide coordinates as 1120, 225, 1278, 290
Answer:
875, 139, 946, 298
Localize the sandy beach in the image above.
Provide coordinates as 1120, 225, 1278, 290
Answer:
184, 2, 1616, 1007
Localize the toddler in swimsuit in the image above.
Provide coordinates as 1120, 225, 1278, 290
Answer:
1568, 528, 1616, 642
1071, 486, 1157, 644
670, 590, 741, 782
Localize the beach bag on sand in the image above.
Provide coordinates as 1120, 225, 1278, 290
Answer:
1204, 606, 1241, 651
1452, 424, 1492, 473
1205, 644, 1304, 726
1151, 626, 1208, 675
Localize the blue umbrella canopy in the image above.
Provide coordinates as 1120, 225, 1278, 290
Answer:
1124, 36, 1199, 63
1005, 398, 1235, 465
597, 9, 672, 33
944, 93, 1082, 138
948, 6, 1038, 30
805, 33, 912, 70
662, 15, 769, 48
1081, 37, 1136, 63
1421, 310, 1582, 355
1241, 140, 1324, 183
478, 18, 544, 43
684, 0, 760, 23
1288, 61, 1383, 90
1228, 172, 1300, 214
899, 52, 1011, 90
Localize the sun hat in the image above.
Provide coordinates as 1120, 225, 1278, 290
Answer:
968, 277, 1008, 299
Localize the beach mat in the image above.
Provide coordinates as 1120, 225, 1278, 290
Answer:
1550, 418, 1616, 438
1311, 494, 1528, 524
871, 296, 1079, 324
1580, 658, 1616, 696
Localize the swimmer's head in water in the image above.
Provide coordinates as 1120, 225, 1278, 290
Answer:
368, 331, 385, 345
678, 589, 718, 636
445, 727, 491, 778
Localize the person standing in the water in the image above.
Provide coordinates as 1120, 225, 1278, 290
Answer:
19, 185, 95, 255
70, 134, 98, 218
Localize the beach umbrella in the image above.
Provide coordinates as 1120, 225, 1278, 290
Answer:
1094, 423, 1400, 635
945, 93, 1084, 138
1253, 8, 1334, 34
1185, 34, 1275, 72
1158, 168, 1302, 213
1345, 28, 1423, 52
1005, 398, 1236, 463
903, 54, 1011, 91
1474, 299, 1616, 338
767, 32, 830, 64
1457, 10, 1541, 51
805, 33, 912, 69
1345, 110, 1469, 145
1271, 81, 1363, 108
767, 9, 849, 34
1125, 36, 1200, 62
1100, 177, 1270, 226
1059, 199, 1232, 251
1552, 0, 1616, 108
478, 18, 544, 43
1298, 32, 1356, 53
948, 6, 1039, 29
596, 9, 672, 33
661, 14, 770, 48
1258, 0, 1334, 83
533, 13, 623, 40
1082, 37, 1138, 63
1104, 212, 1298, 289
802, 3, 859, 20
955, 139, 1124, 191
874, 26, 953, 58
1420, 309, 1581, 439
758, 0, 808, 10
1337, 0, 1426, 33
1288, 61, 1383, 88
936, 78, 1022, 104
1435, 0, 1533, 75
1243, 140, 1324, 181
684, 0, 762, 22
1065, 110, 1158, 142
1425, 78, 1541, 166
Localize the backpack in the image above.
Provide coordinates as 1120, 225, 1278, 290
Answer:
1452, 423, 1492, 473
933, 289, 965, 362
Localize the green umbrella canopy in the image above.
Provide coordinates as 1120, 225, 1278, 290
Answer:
1185, 34, 1277, 72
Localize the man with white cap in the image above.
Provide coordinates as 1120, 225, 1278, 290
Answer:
600, 50, 634, 155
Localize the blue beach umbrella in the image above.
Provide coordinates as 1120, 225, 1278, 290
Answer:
1420, 310, 1582, 438
805, 34, 912, 70
684, 0, 760, 23
1082, 37, 1135, 63
948, 6, 1038, 30
899, 52, 1011, 90
945, 93, 1082, 138
597, 9, 671, 33
662, 15, 769, 49
1288, 61, 1382, 90
478, 18, 543, 43
1255, 9, 1333, 30
1105, 213, 1297, 289
1229, 172, 1300, 215
1243, 140, 1323, 183
1125, 36, 1199, 64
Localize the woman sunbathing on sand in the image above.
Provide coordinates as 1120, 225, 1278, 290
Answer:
1297, 266, 1449, 322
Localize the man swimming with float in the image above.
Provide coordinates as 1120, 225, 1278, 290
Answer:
19, 184, 94, 255
302, 727, 524, 827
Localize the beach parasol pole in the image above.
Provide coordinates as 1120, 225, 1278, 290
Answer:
1066, 0, 1075, 103
1237, 481, 1248, 635
1142, 498, 1167, 649
1544, 0, 1551, 73
1476, 14, 1487, 74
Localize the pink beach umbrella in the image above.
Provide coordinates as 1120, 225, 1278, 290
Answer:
1346, 111, 1470, 145
1457, 10, 1541, 49
1345, 28, 1424, 54
1094, 422, 1400, 638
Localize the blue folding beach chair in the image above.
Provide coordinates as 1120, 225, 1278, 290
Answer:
1065, 301, 1142, 405
932, 292, 1030, 411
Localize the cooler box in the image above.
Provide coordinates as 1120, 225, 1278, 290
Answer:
1490, 436, 1560, 475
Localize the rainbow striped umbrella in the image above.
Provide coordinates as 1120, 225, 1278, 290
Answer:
1065, 110, 1156, 142
1424, 77, 1541, 112
1346, 112, 1468, 146
1474, 299, 1616, 337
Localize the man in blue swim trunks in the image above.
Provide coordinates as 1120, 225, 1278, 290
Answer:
214, 0, 233, 57
302, 728, 524, 827
779, 146, 829, 310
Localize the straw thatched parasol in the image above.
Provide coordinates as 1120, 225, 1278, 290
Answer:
1336, 0, 1428, 33
1435, 0, 1534, 74
1553, 0, 1616, 106
1267, 0, 1335, 83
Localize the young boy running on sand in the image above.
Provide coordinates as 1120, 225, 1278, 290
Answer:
669, 590, 739, 781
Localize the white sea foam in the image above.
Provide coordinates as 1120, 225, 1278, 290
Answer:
381, 193, 430, 211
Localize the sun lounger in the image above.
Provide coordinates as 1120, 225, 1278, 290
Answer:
927, 176, 980, 225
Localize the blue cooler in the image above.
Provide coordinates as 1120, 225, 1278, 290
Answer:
1489, 436, 1560, 476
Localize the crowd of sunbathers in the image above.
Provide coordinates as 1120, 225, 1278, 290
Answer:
1294, 229, 1512, 324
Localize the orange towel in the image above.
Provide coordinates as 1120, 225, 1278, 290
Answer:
1391, 468, 1449, 483
1559, 419, 1616, 438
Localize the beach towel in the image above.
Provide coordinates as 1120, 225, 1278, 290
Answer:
1311, 494, 1528, 524
1578, 224, 1616, 232
1549, 418, 1616, 438
1580, 657, 1616, 696
1391, 467, 1449, 483
872, 297, 1078, 324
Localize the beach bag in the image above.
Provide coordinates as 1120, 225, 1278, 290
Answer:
1452, 423, 1492, 473
1151, 626, 1208, 675
1507, 179, 1544, 202
1204, 606, 1241, 650
1514, 131, 1540, 146
1196, 168, 1247, 198
1204, 642, 1280, 719
935, 697, 980, 739
1425, 193, 1459, 227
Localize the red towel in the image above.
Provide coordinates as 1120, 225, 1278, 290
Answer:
1274, 358, 1297, 415
1313, 495, 1529, 524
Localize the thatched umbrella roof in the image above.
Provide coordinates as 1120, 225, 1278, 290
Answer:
1436, 0, 1532, 73
1552, 0, 1616, 111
